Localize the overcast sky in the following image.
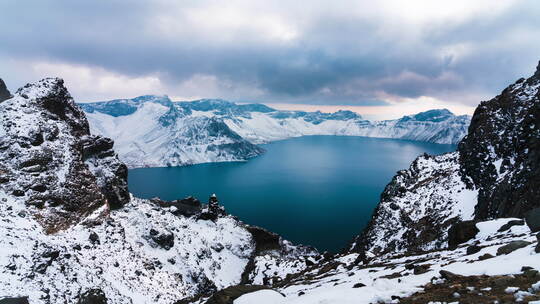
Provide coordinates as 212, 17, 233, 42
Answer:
1, 0, 539, 118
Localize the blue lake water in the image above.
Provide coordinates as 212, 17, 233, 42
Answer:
128, 136, 456, 252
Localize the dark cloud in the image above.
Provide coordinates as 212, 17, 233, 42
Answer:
1, 0, 539, 106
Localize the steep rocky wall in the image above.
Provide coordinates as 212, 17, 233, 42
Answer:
350, 61, 540, 257
458, 62, 540, 219
0, 78, 129, 233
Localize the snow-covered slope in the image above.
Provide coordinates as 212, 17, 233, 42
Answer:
82, 97, 264, 168
234, 218, 540, 304
81, 98, 469, 168
0, 79, 317, 303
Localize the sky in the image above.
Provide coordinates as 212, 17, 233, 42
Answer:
1, 0, 539, 119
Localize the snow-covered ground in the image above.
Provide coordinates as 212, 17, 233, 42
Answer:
234, 218, 540, 304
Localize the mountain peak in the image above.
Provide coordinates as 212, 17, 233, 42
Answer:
535, 60, 540, 78
403, 108, 454, 122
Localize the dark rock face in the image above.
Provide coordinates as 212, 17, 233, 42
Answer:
77, 289, 107, 304
349, 61, 540, 257
525, 207, 540, 232
349, 153, 466, 256
458, 62, 540, 219
0, 78, 12, 102
0, 78, 130, 233
246, 226, 281, 254
447, 221, 479, 249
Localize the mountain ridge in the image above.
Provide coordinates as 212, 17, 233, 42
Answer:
81, 97, 470, 168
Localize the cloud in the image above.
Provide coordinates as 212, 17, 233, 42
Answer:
0, 0, 539, 108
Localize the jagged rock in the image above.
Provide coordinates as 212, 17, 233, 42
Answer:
498, 219, 525, 232
0, 78, 12, 102
525, 207, 540, 232
77, 289, 107, 304
353, 283, 366, 288
152, 196, 202, 217
496, 240, 531, 255
0, 78, 129, 232
536, 233, 540, 253
203, 285, 270, 304
459, 61, 540, 219
246, 226, 281, 254
198, 195, 226, 221
0, 297, 29, 304
149, 229, 175, 250
351, 61, 540, 257
448, 221, 479, 249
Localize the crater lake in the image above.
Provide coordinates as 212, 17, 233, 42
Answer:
128, 136, 456, 252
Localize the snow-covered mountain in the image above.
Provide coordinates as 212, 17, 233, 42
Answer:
80, 96, 264, 168
81, 98, 470, 168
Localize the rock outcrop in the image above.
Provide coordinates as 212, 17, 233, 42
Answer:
0, 78, 12, 102
458, 61, 540, 219
350, 61, 540, 257
0, 78, 129, 233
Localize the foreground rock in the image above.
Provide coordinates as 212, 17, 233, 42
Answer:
0, 78, 129, 233
459, 61, 540, 220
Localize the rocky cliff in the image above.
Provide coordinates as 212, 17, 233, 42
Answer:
350, 61, 540, 257
458, 61, 540, 220
0, 78, 129, 233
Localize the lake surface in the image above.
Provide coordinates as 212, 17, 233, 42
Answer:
129, 136, 456, 252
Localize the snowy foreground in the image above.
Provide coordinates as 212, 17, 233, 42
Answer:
0, 193, 316, 304
233, 218, 540, 304
81, 97, 470, 168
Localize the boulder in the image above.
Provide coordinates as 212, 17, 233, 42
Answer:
525, 208, 540, 232
496, 240, 531, 255
447, 221, 479, 249
439, 270, 460, 280
413, 264, 430, 275
497, 219, 525, 232
478, 253, 494, 260
149, 229, 175, 250
77, 289, 107, 304
466, 245, 481, 255
0, 298, 29, 304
